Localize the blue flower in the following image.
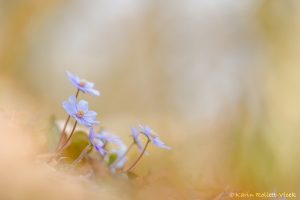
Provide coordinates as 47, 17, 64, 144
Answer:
89, 128, 106, 156
131, 127, 144, 151
66, 71, 100, 96
89, 128, 123, 156
95, 130, 123, 145
139, 125, 153, 138
63, 96, 99, 127
139, 124, 171, 150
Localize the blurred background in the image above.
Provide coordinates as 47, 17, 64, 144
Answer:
0, 0, 300, 199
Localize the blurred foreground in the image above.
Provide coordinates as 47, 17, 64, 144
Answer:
1, 0, 300, 199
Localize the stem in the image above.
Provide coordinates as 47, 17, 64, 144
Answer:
111, 141, 134, 168
57, 121, 77, 153
55, 115, 70, 151
75, 89, 80, 98
55, 89, 80, 151
72, 144, 92, 166
125, 138, 150, 172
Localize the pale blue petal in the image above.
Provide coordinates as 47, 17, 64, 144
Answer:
131, 127, 139, 137
89, 128, 95, 143
66, 71, 80, 85
96, 131, 122, 144
82, 117, 99, 127
74, 116, 86, 125
62, 97, 77, 116
77, 100, 89, 112
94, 139, 106, 156
131, 127, 144, 151
86, 88, 100, 96
139, 125, 153, 138
84, 81, 94, 88
95, 145, 106, 156
152, 137, 171, 150
69, 96, 77, 108
85, 111, 98, 117
65, 71, 100, 96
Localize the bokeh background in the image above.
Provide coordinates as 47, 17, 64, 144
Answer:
0, 0, 300, 199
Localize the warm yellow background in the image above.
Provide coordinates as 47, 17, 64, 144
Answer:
0, 0, 299, 199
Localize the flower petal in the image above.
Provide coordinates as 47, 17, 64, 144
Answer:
85, 111, 98, 117
65, 71, 101, 96
152, 137, 171, 150
66, 71, 80, 86
62, 96, 77, 116
84, 81, 95, 88
74, 116, 86, 125
94, 139, 106, 156
77, 100, 89, 112
69, 96, 77, 109
82, 117, 99, 127
87, 88, 100, 96
139, 125, 154, 138
89, 128, 95, 143
96, 131, 122, 144
95, 145, 106, 156
131, 127, 144, 151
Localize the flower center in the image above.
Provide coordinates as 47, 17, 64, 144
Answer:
79, 81, 86, 87
76, 110, 85, 118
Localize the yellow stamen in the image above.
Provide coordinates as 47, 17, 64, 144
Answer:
79, 81, 86, 87
77, 110, 85, 118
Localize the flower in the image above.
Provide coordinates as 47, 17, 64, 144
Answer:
139, 125, 153, 138
66, 71, 100, 96
63, 96, 99, 127
89, 127, 106, 156
139, 124, 171, 150
95, 130, 123, 145
89, 128, 124, 156
131, 127, 144, 151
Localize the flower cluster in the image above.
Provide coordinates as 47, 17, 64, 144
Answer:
55, 71, 171, 174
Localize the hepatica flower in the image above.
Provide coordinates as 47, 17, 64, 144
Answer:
131, 127, 144, 151
89, 128, 106, 156
89, 128, 123, 156
95, 130, 123, 145
63, 96, 99, 127
139, 125, 171, 150
66, 71, 100, 96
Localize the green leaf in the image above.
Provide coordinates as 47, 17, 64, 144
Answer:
62, 131, 89, 161
127, 172, 139, 179
108, 153, 118, 166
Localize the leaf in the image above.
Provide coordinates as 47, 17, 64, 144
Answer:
62, 131, 89, 161
127, 172, 139, 179
108, 153, 118, 166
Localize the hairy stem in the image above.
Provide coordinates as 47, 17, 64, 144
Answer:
55, 89, 80, 151
75, 89, 80, 98
57, 121, 77, 153
125, 138, 150, 172
55, 115, 70, 151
